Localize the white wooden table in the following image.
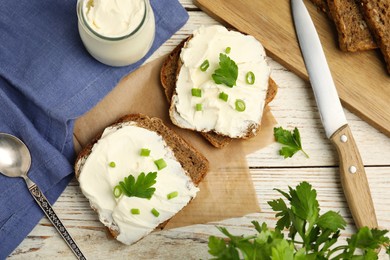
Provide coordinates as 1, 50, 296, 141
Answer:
9, 1, 390, 259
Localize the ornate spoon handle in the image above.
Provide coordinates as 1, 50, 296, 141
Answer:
26, 178, 87, 260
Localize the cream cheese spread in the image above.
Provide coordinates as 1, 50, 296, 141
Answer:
78, 123, 198, 245
173, 25, 271, 138
83, 0, 145, 38
77, 0, 155, 66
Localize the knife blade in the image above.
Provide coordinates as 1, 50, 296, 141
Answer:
291, 0, 377, 228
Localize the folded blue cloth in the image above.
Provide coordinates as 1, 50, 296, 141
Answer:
0, 0, 188, 257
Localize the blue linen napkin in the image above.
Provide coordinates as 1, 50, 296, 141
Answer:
0, 0, 188, 257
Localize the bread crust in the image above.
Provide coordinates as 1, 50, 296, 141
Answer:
359, 0, 390, 74
160, 36, 278, 148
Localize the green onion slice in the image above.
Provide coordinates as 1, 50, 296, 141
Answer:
195, 103, 203, 111
225, 47, 231, 54
191, 88, 202, 97
151, 208, 160, 217
113, 185, 122, 198
218, 92, 228, 102
167, 191, 178, 200
108, 161, 116, 168
154, 158, 167, 170
200, 59, 209, 71
246, 71, 255, 85
131, 208, 140, 215
140, 148, 151, 157
235, 99, 246, 112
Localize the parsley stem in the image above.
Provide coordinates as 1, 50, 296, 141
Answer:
302, 149, 310, 158
326, 245, 349, 258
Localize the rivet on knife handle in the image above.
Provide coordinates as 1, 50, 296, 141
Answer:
330, 124, 378, 229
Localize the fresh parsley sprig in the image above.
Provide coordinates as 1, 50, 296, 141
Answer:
115, 172, 157, 199
274, 126, 309, 158
212, 53, 238, 88
208, 182, 390, 259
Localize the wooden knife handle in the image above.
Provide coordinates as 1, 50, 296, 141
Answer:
330, 124, 377, 229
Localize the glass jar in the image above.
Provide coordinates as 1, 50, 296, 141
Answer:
76, 0, 155, 67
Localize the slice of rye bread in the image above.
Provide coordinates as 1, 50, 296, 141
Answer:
160, 37, 278, 148
359, 0, 390, 73
310, 0, 377, 51
75, 113, 209, 185
327, 0, 377, 52
74, 113, 209, 239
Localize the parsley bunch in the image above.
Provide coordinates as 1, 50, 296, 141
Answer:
208, 182, 390, 259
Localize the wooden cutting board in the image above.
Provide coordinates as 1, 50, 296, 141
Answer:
194, 0, 390, 137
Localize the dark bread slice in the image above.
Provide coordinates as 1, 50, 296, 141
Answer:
160, 37, 278, 148
327, 0, 377, 52
74, 113, 209, 242
359, 0, 390, 73
75, 113, 209, 185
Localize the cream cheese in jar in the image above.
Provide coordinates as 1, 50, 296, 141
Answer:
77, 0, 155, 66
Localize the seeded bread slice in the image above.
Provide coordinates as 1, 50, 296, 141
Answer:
359, 0, 390, 73
74, 113, 209, 241
327, 0, 377, 52
160, 37, 278, 148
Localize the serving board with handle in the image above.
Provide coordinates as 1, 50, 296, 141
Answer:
194, 0, 390, 137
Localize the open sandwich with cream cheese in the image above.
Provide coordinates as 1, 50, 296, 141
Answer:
161, 25, 278, 148
75, 114, 209, 245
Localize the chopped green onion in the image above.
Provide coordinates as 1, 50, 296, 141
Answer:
131, 208, 140, 215
108, 161, 116, 168
167, 191, 178, 200
140, 148, 151, 157
218, 92, 229, 102
246, 71, 255, 85
225, 47, 231, 54
235, 99, 246, 112
113, 185, 122, 198
151, 208, 160, 217
200, 59, 209, 71
154, 158, 167, 170
191, 88, 202, 97
195, 103, 203, 111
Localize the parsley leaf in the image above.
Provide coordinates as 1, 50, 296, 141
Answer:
290, 182, 319, 232
274, 127, 309, 158
212, 53, 238, 87
118, 172, 157, 199
316, 211, 346, 232
208, 181, 390, 259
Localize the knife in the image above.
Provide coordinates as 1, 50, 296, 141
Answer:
291, 0, 377, 228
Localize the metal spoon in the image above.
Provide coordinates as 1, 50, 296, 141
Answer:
0, 133, 86, 259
